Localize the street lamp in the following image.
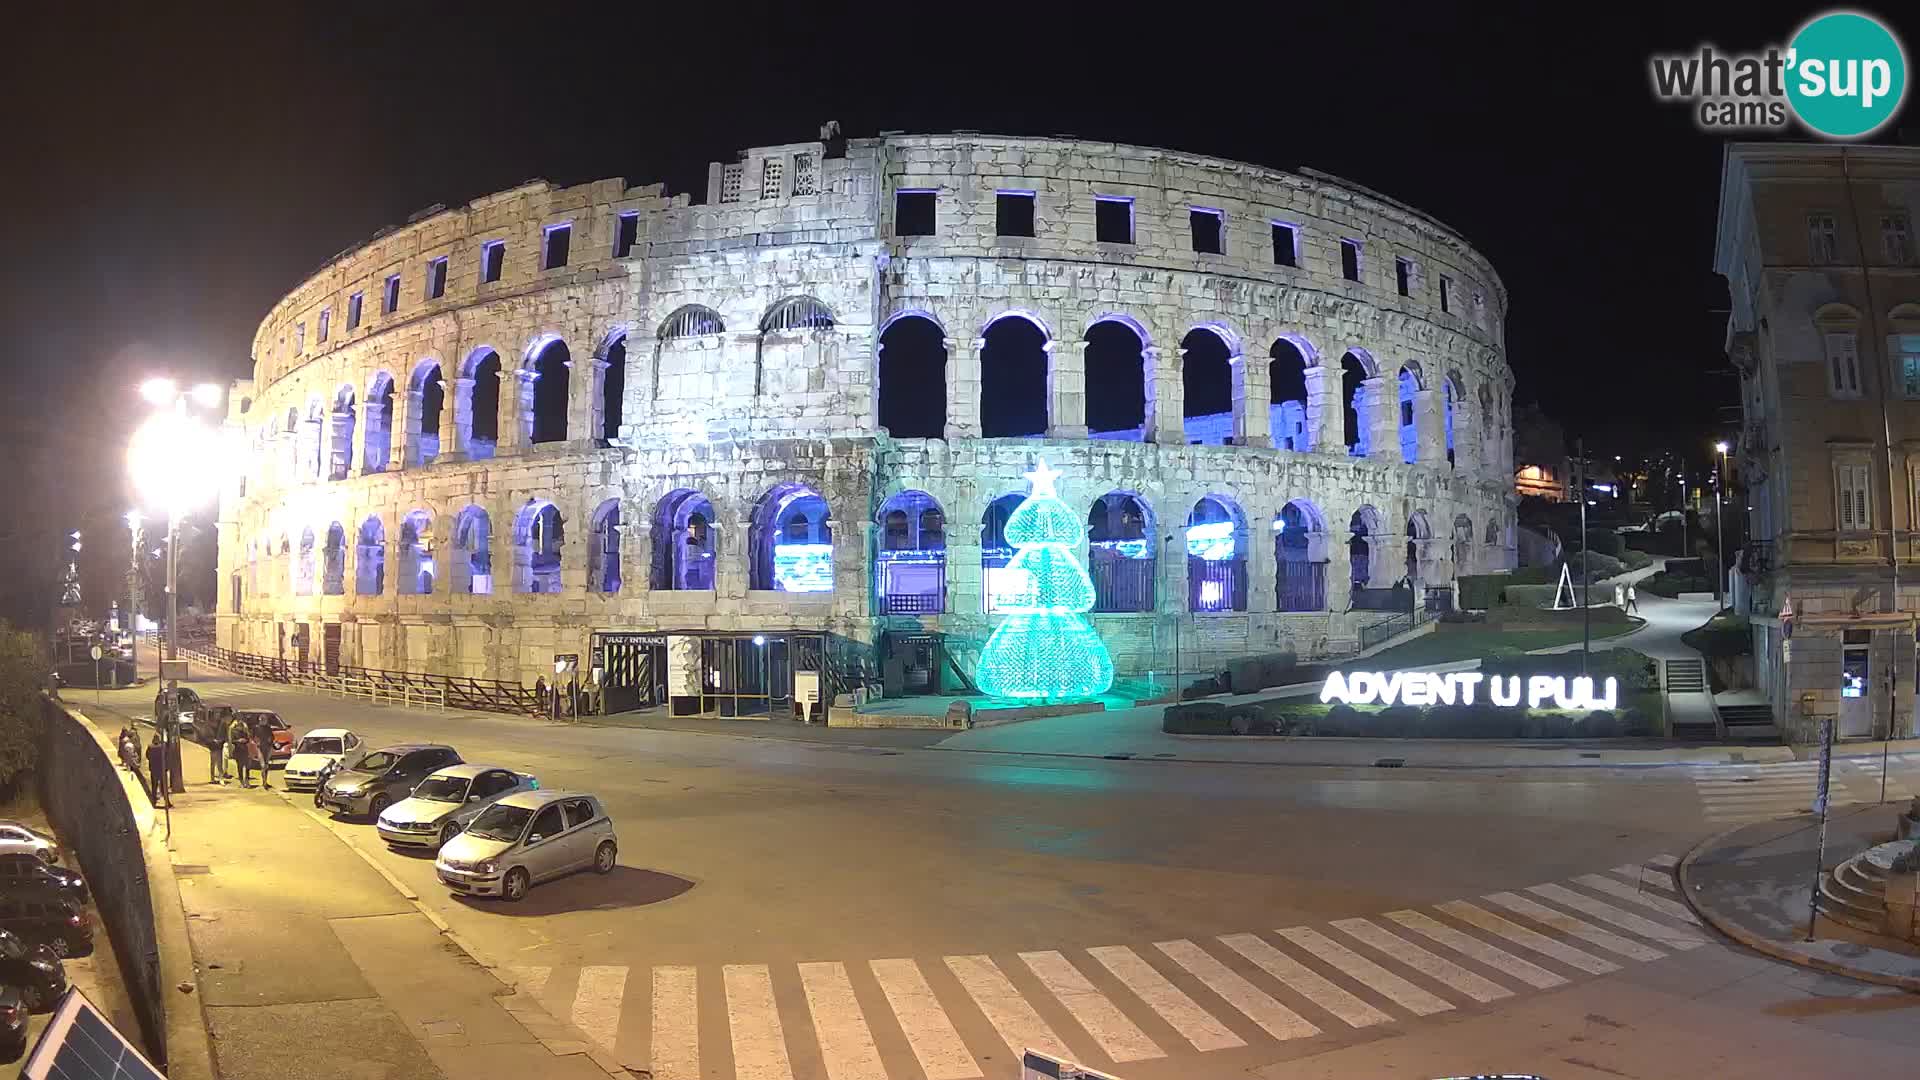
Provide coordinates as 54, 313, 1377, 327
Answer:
1714, 441, 1731, 611
127, 380, 225, 661
125, 510, 142, 681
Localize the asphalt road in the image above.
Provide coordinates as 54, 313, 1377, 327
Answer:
93, 673, 1920, 1079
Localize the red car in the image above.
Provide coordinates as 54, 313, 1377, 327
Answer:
235, 711, 294, 764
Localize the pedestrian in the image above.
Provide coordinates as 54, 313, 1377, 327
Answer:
1626, 584, 1640, 614
206, 729, 225, 785
535, 676, 549, 719
145, 738, 171, 808
251, 713, 275, 790
227, 713, 253, 788
1614, 583, 1625, 608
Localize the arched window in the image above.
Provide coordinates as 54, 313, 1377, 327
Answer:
278, 533, 291, 595
363, 373, 395, 473
1479, 383, 1499, 471
328, 387, 356, 481
515, 501, 564, 593
650, 490, 717, 591
295, 527, 316, 595
398, 510, 434, 595
750, 484, 833, 592
321, 522, 346, 595
1185, 496, 1248, 612
1085, 318, 1148, 440
457, 349, 502, 461
980, 314, 1049, 438
981, 492, 1028, 612
1088, 492, 1156, 613
1397, 365, 1422, 464
760, 296, 835, 333
411, 362, 444, 466
283, 408, 300, 480
1349, 505, 1382, 598
1406, 510, 1433, 582
1275, 500, 1329, 612
303, 399, 325, 478
876, 314, 947, 439
1444, 372, 1464, 468
530, 338, 570, 444
452, 506, 492, 594
1181, 327, 1233, 446
599, 334, 627, 442
1452, 513, 1475, 576
1341, 350, 1374, 456
756, 299, 837, 399
588, 499, 622, 593
355, 517, 386, 596
1269, 338, 1313, 452
875, 490, 945, 614
659, 304, 725, 340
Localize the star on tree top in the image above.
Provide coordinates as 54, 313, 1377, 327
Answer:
1024, 459, 1061, 498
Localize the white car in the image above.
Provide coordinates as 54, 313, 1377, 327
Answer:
376, 764, 539, 850
282, 729, 364, 792
0, 823, 57, 864
436, 791, 617, 901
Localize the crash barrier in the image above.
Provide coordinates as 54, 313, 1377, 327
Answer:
176, 644, 539, 717
37, 697, 166, 1066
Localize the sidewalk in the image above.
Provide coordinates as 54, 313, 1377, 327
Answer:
1680, 804, 1920, 990
85, 701, 613, 1080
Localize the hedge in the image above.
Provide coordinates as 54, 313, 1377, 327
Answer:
1457, 574, 1507, 610
1503, 583, 1561, 608
1290, 703, 1651, 739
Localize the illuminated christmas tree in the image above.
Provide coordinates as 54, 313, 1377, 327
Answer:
974, 460, 1116, 700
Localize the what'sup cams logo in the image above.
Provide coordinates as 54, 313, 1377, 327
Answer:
1650, 10, 1908, 138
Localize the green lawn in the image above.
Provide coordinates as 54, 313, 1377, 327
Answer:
1362, 615, 1645, 670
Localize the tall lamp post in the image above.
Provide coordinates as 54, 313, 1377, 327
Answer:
125, 510, 142, 680
127, 378, 224, 662
1713, 441, 1730, 610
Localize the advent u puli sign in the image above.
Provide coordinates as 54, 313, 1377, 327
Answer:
1320, 671, 1620, 711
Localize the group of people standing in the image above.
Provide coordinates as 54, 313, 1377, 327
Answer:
209, 710, 276, 790
116, 683, 280, 807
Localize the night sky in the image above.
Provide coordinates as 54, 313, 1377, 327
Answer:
3, 2, 1911, 625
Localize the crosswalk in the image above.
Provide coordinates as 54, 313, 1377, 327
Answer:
200, 680, 289, 702
1691, 756, 1919, 824
504, 857, 1703, 1078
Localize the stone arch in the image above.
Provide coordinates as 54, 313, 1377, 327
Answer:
875, 489, 946, 614
409, 359, 444, 466
876, 314, 947, 439
1348, 505, 1384, 597
597, 330, 629, 442
981, 491, 1029, 612
1269, 336, 1315, 452
750, 483, 834, 592
295, 526, 316, 595
1085, 315, 1150, 440
650, 489, 719, 591
1451, 512, 1475, 576
757, 298, 837, 398
979, 311, 1050, 438
1397, 363, 1425, 464
451, 505, 493, 594
398, 509, 435, 595
1186, 495, 1249, 612
362, 371, 395, 473
302, 396, 326, 478
587, 498, 623, 593
1444, 369, 1467, 468
355, 516, 386, 596
1406, 509, 1433, 582
513, 499, 563, 594
1275, 498, 1330, 611
760, 296, 836, 333
1181, 326, 1235, 446
459, 348, 502, 460
277, 532, 292, 596
327, 385, 356, 481
1088, 491, 1156, 612
659, 304, 725, 339
525, 335, 570, 444
1341, 349, 1376, 456
1478, 382, 1499, 470
321, 522, 347, 595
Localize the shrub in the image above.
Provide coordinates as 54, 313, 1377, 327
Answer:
0, 623, 46, 798
1504, 584, 1560, 608
1584, 529, 1624, 557
1457, 574, 1507, 610
1640, 570, 1715, 598
1620, 549, 1653, 570
1163, 701, 1232, 734
1506, 565, 1558, 586
1565, 551, 1625, 583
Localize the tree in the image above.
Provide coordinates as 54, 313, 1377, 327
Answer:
974, 461, 1116, 700
0, 622, 46, 797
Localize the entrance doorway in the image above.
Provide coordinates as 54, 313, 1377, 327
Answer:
322, 623, 342, 675
596, 633, 667, 714
1841, 631, 1873, 739
882, 633, 942, 696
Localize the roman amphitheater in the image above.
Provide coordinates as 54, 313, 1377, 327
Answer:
214, 128, 1515, 716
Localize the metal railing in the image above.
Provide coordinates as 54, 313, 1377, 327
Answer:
175, 644, 542, 717
1357, 606, 1437, 651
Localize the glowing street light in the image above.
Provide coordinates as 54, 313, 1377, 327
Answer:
1713, 440, 1730, 610
128, 379, 226, 661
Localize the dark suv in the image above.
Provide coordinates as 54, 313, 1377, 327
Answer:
317, 744, 462, 819
0, 894, 92, 958
0, 928, 66, 1012
0, 854, 85, 903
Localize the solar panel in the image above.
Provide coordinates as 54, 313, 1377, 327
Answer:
20, 988, 164, 1080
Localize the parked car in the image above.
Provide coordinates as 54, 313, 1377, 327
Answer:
0, 894, 91, 958
0, 855, 85, 904
317, 744, 462, 819
0, 984, 27, 1063
235, 711, 294, 765
436, 791, 617, 902
0, 930, 65, 1012
0, 824, 56, 865
283, 728, 364, 792
190, 702, 233, 745
377, 765, 540, 850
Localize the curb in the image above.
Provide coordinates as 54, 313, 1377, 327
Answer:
1678, 823, 1920, 993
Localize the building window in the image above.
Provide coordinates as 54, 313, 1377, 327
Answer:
426, 256, 448, 300
481, 240, 504, 283
294, 322, 306, 355
1340, 239, 1363, 282
614, 212, 639, 258
1395, 257, 1415, 296
1271, 222, 1298, 267
346, 291, 364, 331
1825, 331, 1862, 397
1884, 214, 1914, 265
720, 163, 743, 203
996, 191, 1036, 237
894, 190, 936, 236
1439, 276, 1452, 313
1809, 213, 1840, 264
760, 158, 784, 200
792, 153, 817, 196
1897, 334, 1920, 398
1189, 208, 1224, 255
1095, 196, 1134, 244
382, 274, 400, 315
1838, 462, 1873, 531
317, 307, 330, 344
543, 223, 571, 270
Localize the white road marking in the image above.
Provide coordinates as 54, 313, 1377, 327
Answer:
945, 955, 1070, 1060
1531, 883, 1706, 949
1572, 873, 1703, 924
651, 966, 700, 1080
869, 959, 980, 1080
797, 961, 886, 1080
1085, 945, 1244, 1052
1385, 910, 1566, 989
1436, 901, 1619, 975
1154, 939, 1319, 1041
1330, 918, 1511, 1003
1275, 926, 1451, 1016
572, 965, 627, 1053
1217, 933, 1392, 1029
1481, 893, 1664, 962
1020, 950, 1163, 1062
724, 964, 795, 1080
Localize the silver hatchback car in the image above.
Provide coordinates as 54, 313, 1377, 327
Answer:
434, 791, 616, 901
377, 764, 539, 850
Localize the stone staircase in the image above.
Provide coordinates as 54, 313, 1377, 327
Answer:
1717, 703, 1780, 740
1665, 658, 1708, 693
1819, 844, 1897, 933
